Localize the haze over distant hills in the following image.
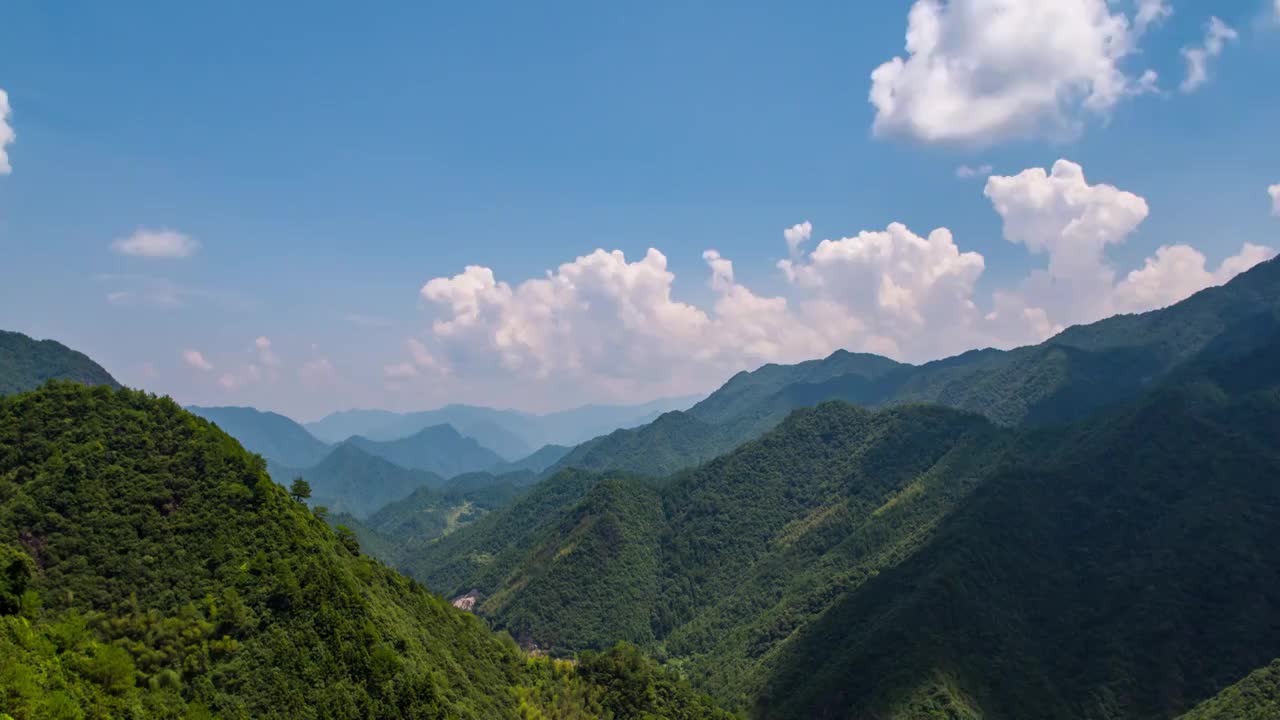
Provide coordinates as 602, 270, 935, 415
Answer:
187, 405, 331, 468
305, 396, 702, 458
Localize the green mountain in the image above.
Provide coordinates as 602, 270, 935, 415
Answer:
269, 442, 443, 518
1179, 659, 1280, 720
187, 405, 331, 468
549, 257, 1280, 478
408, 302, 1280, 717
490, 444, 571, 474
0, 329, 119, 396
336, 470, 538, 567
0, 382, 730, 719
346, 424, 506, 478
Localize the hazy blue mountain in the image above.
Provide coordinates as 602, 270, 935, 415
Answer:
302, 408, 403, 444
305, 396, 702, 456
346, 424, 506, 478
269, 442, 443, 518
489, 443, 572, 474
0, 329, 119, 396
187, 405, 331, 468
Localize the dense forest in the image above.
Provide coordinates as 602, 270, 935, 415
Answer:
0, 383, 731, 719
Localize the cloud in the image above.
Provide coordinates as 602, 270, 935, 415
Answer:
956, 164, 993, 179
1113, 243, 1277, 313
402, 159, 1274, 403
0, 89, 14, 175
1180, 17, 1238, 93
783, 221, 813, 256
255, 336, 281, 367
1134, 0, 1173, 35
1269, 184, 1279, 216
182, 350, 213, 371
983, 160, 1274, 330
869, 0, 1154, 144
111, 228, 201, 258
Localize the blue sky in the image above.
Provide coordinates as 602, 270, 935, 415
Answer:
1, 0, 1278, 419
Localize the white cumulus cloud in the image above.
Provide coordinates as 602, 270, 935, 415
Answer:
869, 0, 1154, 144
1113, 243, 1277, 313
399, 159, 1274, 403
1180, 17, 1237, 93
182, 350, 213, 371
112, 229, 201, 258
984, 160, 1274, 330
1269, 184, 1280, 216
0, 89, 14, 175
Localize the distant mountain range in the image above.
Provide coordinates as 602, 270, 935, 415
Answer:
304, 396, 701, 458
0, 329, 119, 396
267, 443, 444, 518
187, 405, 331, 467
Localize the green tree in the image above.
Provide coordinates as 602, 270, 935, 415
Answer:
289, 477, 311, 503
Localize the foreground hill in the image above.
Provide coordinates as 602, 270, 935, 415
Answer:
550, 257, 1280, 478
188, 405, 331, 468
0, 329, 119, 396
409, 313, 1280, 718
0, 383, 730, 718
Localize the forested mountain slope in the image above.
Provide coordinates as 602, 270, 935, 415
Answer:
0, 383, 730, 719
411, 312, 1280, 719
0, 329, 119, 396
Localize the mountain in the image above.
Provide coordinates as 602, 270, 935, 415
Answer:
407, 295, 1280, 717
187, 405, 330, 467
0, 329, 119, 396
270, 442, 443, 518
305, 396, 702, 456
489, 443, 572, 474
337, 470, 538, 567
0, 382, 730, 718
549, 257, 1280, 478
346, 424, 506, 478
